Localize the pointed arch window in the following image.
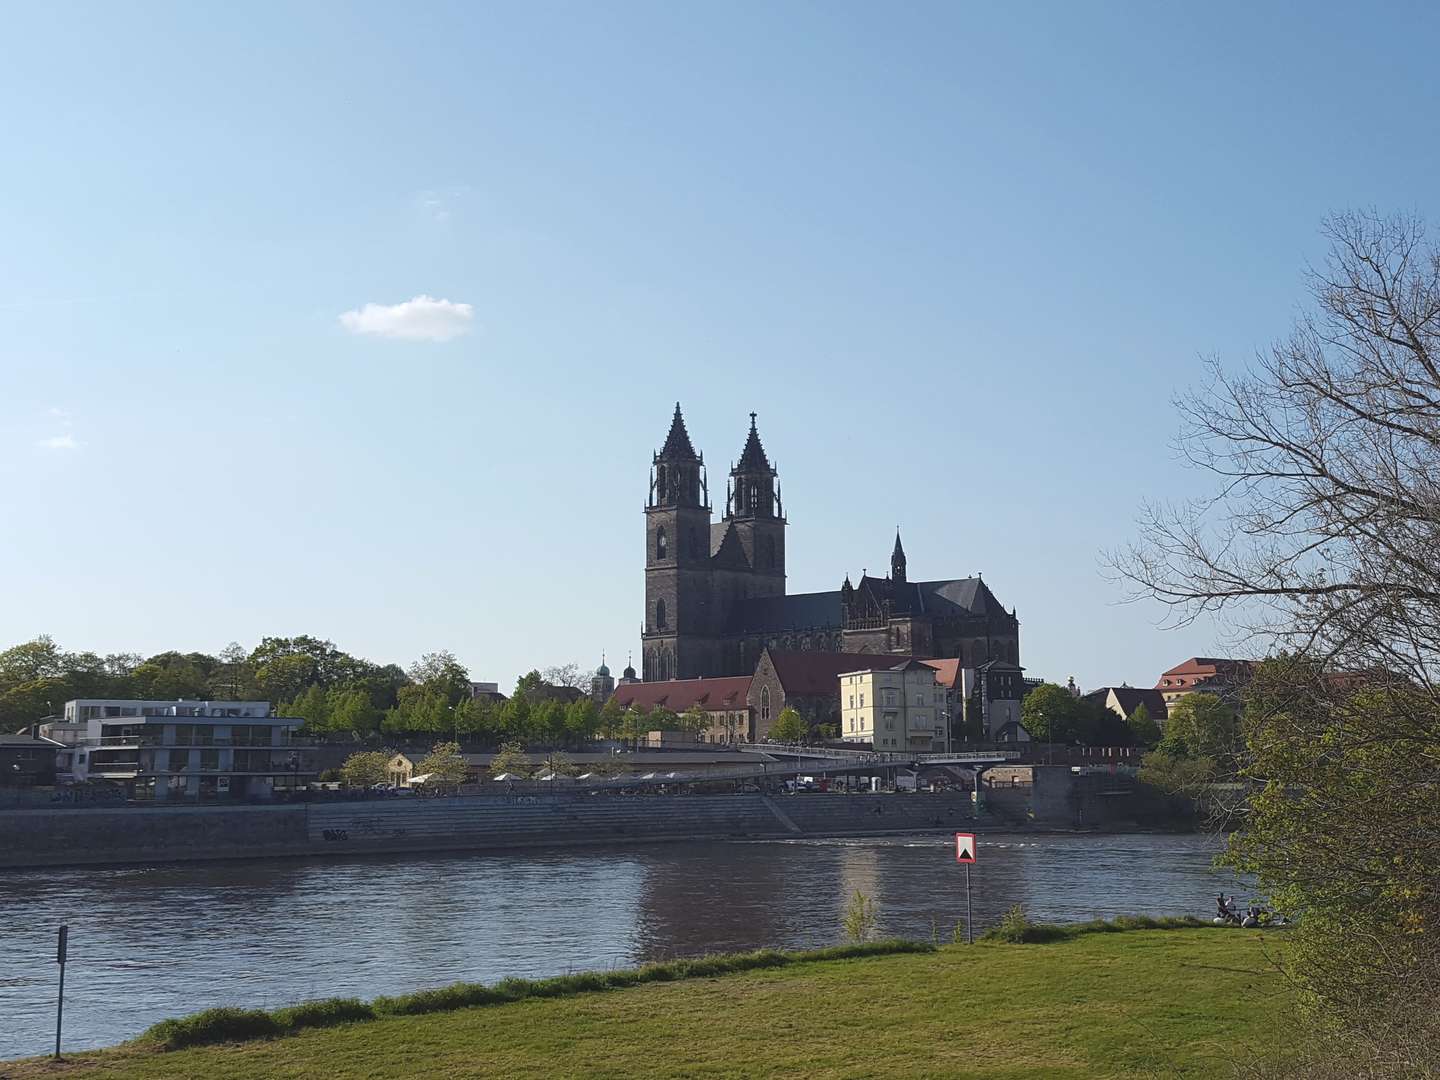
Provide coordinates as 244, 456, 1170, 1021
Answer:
761, 686, 771, 724
656, 526, 667, 560
656, 598, 667, 630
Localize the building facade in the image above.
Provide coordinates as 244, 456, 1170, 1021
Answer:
1154, 658, 1253, 710
839, 661, 948, 751
641, 404, 1021, 681
610, 675, 754, 744
56, 698, 315, 800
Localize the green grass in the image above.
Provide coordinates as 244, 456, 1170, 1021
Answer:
6, 929, 1294, 1079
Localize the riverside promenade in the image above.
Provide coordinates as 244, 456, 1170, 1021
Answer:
0, 791, 983, 869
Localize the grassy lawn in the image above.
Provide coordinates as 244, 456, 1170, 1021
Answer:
6, 929, 1292, 1080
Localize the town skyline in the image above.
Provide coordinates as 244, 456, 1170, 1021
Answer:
6, 4, 1439, 692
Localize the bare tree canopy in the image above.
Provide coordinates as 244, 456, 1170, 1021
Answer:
1112, 210, 1440, 690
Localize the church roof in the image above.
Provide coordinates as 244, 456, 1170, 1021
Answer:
853, 575, 1005, 619
734, 413, 773, 473
711, 523, 753, 570
727, 590, 842, 633
762, 650, 924, 696
611, 676, 753, 712
658, 402, 700, 461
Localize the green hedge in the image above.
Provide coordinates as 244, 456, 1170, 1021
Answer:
142, 938, 934, 1050
979, 908, 1219, 944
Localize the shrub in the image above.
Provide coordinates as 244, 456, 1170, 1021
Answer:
143, 1007, 282, 1050
979, 911, 1219, 945
842, 889, 878, 944
270, 997, 374, 1032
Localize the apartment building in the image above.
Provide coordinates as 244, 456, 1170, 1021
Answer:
839, 660, 948, 752
53, 698, 315, 800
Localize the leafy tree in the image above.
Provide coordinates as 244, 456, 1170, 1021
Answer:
513, 670, 546, 699
284, 685, 330, 731
564, 698, 600, 745
326, 687, 382, 738
489, 740, 532, 778
248, 636, 355, 703
1126, 702, 1162, 746
407, 651, 470, 705
677, 705, 709, 742
340, 749, 392, 787
1162, 692, 1237, 759
1019, 683, 1076, 742
1136, 749, 1215, 794
416, 740, 469, 786
0, 636, 67, 685
129, 651, 217, 700
455, 697, 501, 743
598, 697, 625, 739
531, 700, 567, 746
540, 750, 576, 777
768, 707, 807, 743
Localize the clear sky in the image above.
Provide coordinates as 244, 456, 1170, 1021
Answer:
3, 2, 1438, 693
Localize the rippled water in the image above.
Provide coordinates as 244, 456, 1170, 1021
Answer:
0, 832, 1239, 1059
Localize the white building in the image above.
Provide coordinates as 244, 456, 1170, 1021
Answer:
839, 661, 949, 752
48, 699, 314, 800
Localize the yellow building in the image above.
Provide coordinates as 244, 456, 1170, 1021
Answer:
839, 660, 948, 752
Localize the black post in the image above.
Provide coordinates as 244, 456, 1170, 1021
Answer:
55, 924, 68, 1059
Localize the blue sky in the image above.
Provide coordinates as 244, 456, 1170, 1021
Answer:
3, 2, 1438, 693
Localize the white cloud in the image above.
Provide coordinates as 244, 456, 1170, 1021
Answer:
338, 295, 475, 343
47, 406, 70, 419
37, 434, 80, 450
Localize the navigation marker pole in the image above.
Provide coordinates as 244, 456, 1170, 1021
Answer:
55, 924, 68, 1060
955, 833, 976, 944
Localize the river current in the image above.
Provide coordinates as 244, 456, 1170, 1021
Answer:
0, 832, 1238, 1059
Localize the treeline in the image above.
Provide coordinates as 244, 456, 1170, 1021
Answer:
0, 635, 718, 748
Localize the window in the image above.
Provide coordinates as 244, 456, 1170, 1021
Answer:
849, 695, 854, 708
656, 598, 667, 630
859, 693, 865, 707
761, 687, 771, 723
656, 526, 667, 560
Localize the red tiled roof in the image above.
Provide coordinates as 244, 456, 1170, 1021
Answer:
764, 651, 926, 695
611, 676, 753, 712
1154, 657, 1253, 690
921, 658, 961, 689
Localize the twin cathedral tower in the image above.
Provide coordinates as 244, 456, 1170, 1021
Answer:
641, 404, 1021, 683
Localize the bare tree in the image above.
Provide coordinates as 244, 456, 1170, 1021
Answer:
1111, 210, 1440, 1075
1112, 209, 1440, 692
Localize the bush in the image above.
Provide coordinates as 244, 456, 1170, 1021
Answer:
143, 1007, 282, 1050
979, 911, 1217, 945
270, 997, 374, 1032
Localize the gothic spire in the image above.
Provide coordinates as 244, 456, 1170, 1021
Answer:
891, 529, 907, 584
658, 402, 700, 462
735, 411, 772, 473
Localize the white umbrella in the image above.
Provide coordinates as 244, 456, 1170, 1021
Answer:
408, 773, 435, 786
491, 772, 522, 781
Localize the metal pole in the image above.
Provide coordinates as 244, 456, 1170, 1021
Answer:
965, 863, 973, 944
55, 924, 68, 1059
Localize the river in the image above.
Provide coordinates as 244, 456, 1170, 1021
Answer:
0, 832, 1238, 1060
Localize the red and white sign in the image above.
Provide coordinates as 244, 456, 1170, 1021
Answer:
955, 832, 976, 864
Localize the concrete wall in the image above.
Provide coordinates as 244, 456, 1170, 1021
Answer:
0, 792, 983, 870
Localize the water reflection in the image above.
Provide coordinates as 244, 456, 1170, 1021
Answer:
0, 832, 1234, 1059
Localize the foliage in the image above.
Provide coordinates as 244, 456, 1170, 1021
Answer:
841, 889, 878, 943
267, 998, 375, 1033
489, 740, 532, 778
678, 705, 709, 741
768, 706, 807, 743
1162, 692, 1237, 760
1126, 702, 1161, 746
340, 750, 392, 788
1020, 684, 1130, 745
1136, 750, 1216, 795
143, 1007, 282, 1050
539, 750, 576, 778
416, 741, 469, 785
977, 909, 1216, 944
1224, 661, 1440, 1075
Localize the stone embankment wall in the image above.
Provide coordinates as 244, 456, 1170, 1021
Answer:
0, 792, 981, 870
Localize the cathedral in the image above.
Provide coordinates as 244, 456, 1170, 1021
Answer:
641, 405, 1021, 681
